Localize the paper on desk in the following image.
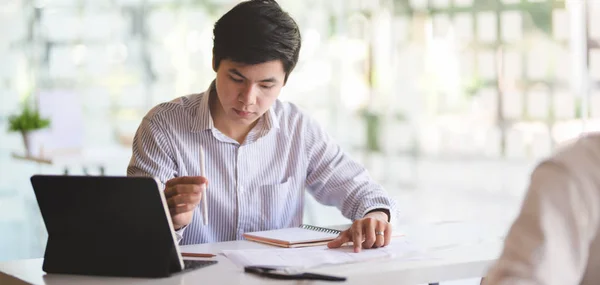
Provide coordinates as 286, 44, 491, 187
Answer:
402, 221, 506, 252
223, 238, 424, 269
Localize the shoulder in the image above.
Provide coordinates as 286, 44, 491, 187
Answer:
270, 100, 334, 151
271, 99, 304, 119
536, 133, 600, 191
144, 93, 204, 124
549, 133, 600, 170
271, 100, 321, 132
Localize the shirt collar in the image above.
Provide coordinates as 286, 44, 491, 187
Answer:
264, 104, 280, 130
193, 80, 280, 133
194, 81, 216, 132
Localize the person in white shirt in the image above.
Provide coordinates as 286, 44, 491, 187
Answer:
128, 0, 397, 251
484, 133, 600, 285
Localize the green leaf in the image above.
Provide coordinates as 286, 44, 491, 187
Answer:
7, 104, 51, 132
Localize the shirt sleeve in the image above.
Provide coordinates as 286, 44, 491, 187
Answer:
302, 116, 398, 223
485, 161, 600, 285
127, 116, 177, 187
174, 226, 187, 243
127, 116, 187, 242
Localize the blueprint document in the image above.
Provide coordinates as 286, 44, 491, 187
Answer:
223, 238, 426, 269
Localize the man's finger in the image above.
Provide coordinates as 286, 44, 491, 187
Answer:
165, 176, 208, 187
362, 218, 376, 249
374, 222, 386, 248
164, 184, 203, 198
167, 193, 202, 208
327, 231, 350, 248
383, 222, 393, 247
351, 223, 363, 253
169, 204, 196, 215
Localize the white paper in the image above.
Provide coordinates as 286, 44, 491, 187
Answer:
223, 239, 420, 269
401, 222, 506, 251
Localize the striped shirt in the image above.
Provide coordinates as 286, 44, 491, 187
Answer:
127, 82, 397, 245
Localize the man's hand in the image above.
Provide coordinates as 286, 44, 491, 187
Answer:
327, 211, 392, 253
164, 176, 207, 230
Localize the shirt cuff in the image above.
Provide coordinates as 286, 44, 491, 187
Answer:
362, 206, 393, 224
174, 226, 187, 243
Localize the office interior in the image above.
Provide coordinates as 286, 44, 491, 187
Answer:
0, 0, 598, 283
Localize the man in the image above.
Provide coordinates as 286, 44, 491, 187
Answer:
484, 133, 600, 284
128, 0, 397, 252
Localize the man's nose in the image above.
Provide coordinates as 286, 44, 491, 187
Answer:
238, 83, 257, 105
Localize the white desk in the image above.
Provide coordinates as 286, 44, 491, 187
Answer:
0, 222, 504, 285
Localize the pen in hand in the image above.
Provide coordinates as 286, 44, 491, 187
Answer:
200, 146, 208, 226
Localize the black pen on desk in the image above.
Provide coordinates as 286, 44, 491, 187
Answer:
244, 266, 347, 282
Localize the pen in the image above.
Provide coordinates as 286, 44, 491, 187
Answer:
182, 252, 216, 258
244, 266, 346, 282
200, 146, 208, 225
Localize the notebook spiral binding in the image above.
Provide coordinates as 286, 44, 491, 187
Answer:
300, 224, 342, 235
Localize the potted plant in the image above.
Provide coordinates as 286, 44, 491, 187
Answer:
8, 105, 51, 156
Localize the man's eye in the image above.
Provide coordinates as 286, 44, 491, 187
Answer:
261, 85, 274, 89
229, 76, 243, 83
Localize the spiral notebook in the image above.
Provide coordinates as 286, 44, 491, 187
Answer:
242, 225, 342, 248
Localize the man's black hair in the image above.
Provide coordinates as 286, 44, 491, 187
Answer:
213, 0, 302, 83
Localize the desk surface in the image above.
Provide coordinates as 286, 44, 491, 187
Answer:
0, 222, 504, 285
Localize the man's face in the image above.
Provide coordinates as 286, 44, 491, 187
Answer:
213, 59, 286, 128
